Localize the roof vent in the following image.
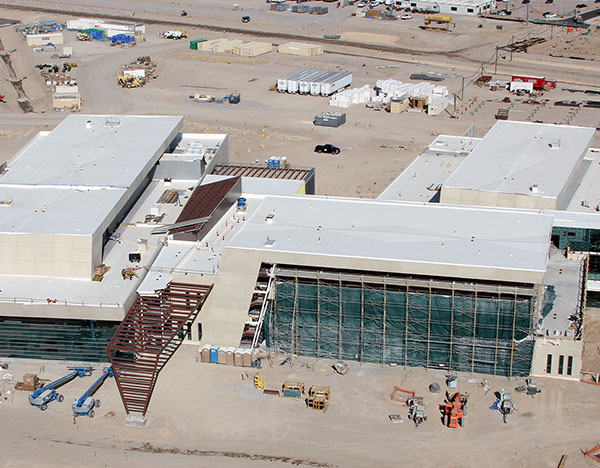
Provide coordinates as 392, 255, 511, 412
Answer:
0, 196, 13, 207
105, 117, 121, 128
266, 213, 275, 224
85, 120, 92, 129
264, 236, 275, 247
549, 138, 561, 149
530, 184, 539, 193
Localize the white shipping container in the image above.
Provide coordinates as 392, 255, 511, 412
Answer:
277, 79, 288, 92
320, 72, 352, 96
123, 68, 146, 78
55, 84, 79, 94
66, 18, 103, 30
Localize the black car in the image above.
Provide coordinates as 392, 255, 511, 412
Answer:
314, 144, 341, 154
545, 0, 554, 4
241, 15, 251, 23
522, 0, 530, 4
576, 3, 587, 7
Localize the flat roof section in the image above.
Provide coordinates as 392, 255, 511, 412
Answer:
565, 149, 600, 213
0, 115, 182, 188
378, 135, 481, 202
227, 196, 554, 278
443, 121, 595, 198
0, 186, 125, 235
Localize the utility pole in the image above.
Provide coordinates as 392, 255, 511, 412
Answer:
510, 35, 514, 61
461, 76, 465, 101
494, 46, 499, 74
551, 24, 554, 40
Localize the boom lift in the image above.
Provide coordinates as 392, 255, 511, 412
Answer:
28, 367, 93, 411
73, 367, 114, 418
442, 391, 468, 428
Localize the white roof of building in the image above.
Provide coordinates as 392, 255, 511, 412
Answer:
0, 186, 125, 235
227, 195, 553, 275
0, 115, 182, 188
564, 148, 600, 213
378, 135, 480, 202
443, 121, 595, 198
0, 115, 182, 236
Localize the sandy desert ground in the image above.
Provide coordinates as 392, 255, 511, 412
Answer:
1, 347, 600, 468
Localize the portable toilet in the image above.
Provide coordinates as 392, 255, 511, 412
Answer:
218, 347, 227, 364
242, 349, 252, 367
210, 346, 219, 363
226, 347, 235, 366
200, 344, 211, 363
234, 348, 244, 366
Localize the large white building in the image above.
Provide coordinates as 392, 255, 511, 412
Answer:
0, 116, 597, 425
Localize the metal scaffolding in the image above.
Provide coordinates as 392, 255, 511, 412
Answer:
265, 267, 537, 377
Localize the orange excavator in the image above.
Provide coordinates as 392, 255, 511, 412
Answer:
442, 391, 468, 428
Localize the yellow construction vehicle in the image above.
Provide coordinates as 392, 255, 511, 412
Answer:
253, 374, 265, 389
76, 32, 91, 41
117, 74, 143, 88
422, 14, 455, 31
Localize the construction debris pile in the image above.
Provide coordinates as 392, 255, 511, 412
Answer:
35, 62, 81, 112
117, 56, 157, 89
330, 79, 449, 115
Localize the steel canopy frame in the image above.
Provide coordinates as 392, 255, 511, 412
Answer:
107, 282, 212, 418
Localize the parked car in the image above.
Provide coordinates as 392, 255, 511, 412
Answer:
314, 144, 341, 154
543, 11, 557, 17
401, 13, 413, 19
357, 2, 366, 6
545, 0, 554, 4
241, 15, 251, 23
522, 0, 530, 4
576, 3, 587, 6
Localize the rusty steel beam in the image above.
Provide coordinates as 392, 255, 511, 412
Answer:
107, 282, 213, 417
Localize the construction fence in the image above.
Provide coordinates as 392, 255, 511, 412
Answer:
266, 275, 536, 377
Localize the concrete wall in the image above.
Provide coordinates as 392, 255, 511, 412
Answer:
0, 299, 126, 321
441, 186, 558, 210
531, 338, 582, 381
0, 233, 93, 279
189, 248, 260, 346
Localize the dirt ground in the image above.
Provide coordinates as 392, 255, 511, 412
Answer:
532, 28, 600, 61
0, 6, 598, 198
583, 307, 600, 373
1, 346, 600, 468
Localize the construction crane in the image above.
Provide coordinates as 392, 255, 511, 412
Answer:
28, 367, 93, 411
72, 367, 114, 418
442, 391, 468, 428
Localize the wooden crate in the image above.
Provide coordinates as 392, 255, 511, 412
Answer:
308, 385, 330, 400
306, 394, 328, 413
282, 381, 305, 399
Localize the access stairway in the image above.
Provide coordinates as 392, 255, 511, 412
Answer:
107, 282, 212, 420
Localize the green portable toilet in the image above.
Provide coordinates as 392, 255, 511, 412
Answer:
189, 39, 206, 50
